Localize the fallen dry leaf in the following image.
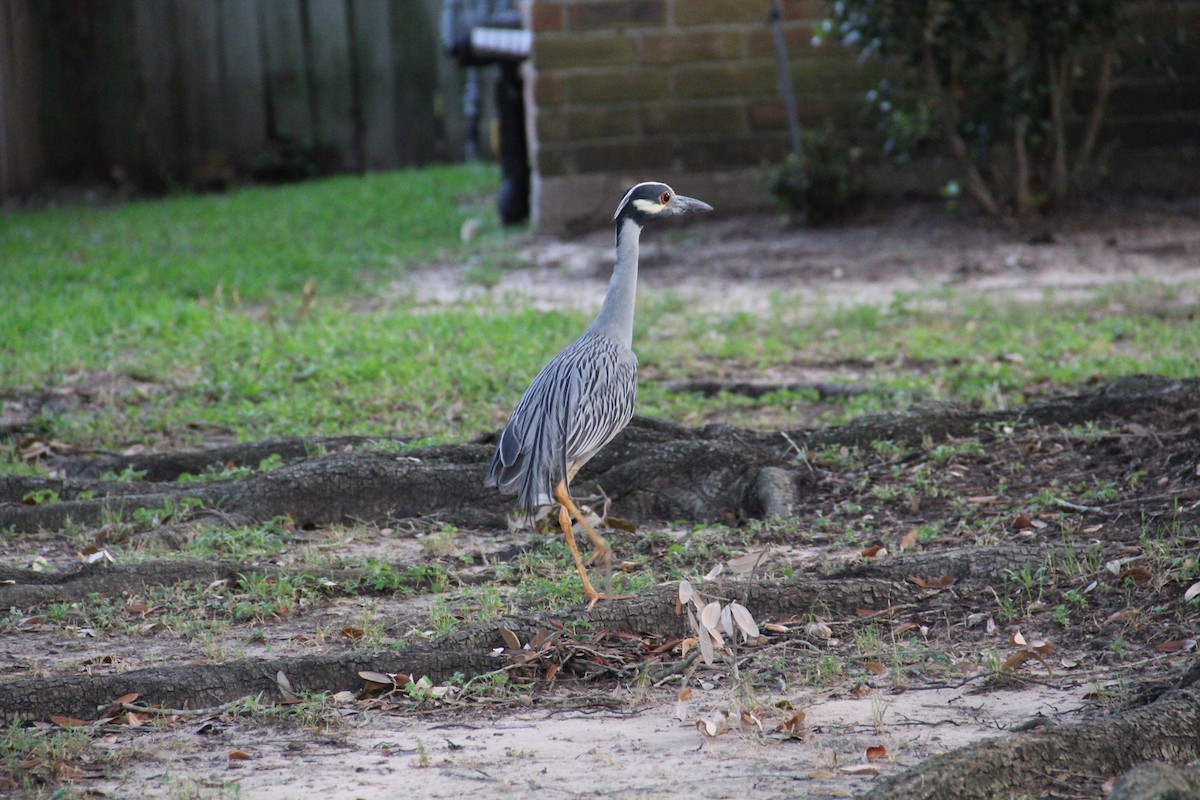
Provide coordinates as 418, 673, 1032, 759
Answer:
776, 709, 806, 738
808, 769, 838, 779
359, 670, 396, 689
841, 764, 881, 775
696, 708, 734, 737
866, 745, 888, 762
114, 692, 139, 704
859, 545, 886, 559
1117, 567, 1153, 583
1183, 581, 1200, 603
864, 661, 887, 676
276, 670, 298, 702
51, 715, 89, 728
1002, 648, 1053, 676
1155, 639, 1196, 654
805, 620, 833, 640
1105, 608, 1139, 625
228, 749, 253, 760
499, 627, 521, 650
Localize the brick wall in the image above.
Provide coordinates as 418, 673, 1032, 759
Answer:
523, 0, 1200, 233
525, 0, 874, 232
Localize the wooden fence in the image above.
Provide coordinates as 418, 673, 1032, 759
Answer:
1, 0, 474, 198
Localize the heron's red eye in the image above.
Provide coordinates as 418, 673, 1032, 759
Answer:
660, 191, 671, 204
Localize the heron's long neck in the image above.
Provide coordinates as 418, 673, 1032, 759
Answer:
588, 216, 642, 349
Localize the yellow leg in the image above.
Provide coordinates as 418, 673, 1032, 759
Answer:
557, 500, 603, 608
553, 480, 612, 568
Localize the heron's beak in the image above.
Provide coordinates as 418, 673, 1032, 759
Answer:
671, 195, 713, 215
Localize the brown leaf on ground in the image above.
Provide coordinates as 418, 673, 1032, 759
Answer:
499, 627, 521, 650
1117, 567, 1152, 583
50, 714, 89, 728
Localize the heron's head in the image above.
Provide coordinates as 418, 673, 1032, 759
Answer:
614, 182, 713, 227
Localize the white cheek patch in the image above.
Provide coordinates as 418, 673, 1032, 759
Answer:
632, 198, 667, 214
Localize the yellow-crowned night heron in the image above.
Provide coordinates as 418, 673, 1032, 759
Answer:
485, 181, 713, 604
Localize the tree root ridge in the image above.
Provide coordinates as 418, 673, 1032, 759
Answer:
4, 375, 1194, 535
858, 689, 1200, 800
0, 572, 919, 722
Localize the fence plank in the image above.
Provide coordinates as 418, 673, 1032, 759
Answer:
176, 0, 224, 169
0, 0, 45, 197
350, 0, 399, 170
391, 0, 440, 165
260, 0, 314, 142
220, 0, 269, 162
306, 0, 355, 167
133, 0, 185, 183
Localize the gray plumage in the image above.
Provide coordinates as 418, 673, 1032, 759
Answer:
485, 181, 713, 516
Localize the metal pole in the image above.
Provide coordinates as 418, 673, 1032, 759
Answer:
769, 1, 803, 158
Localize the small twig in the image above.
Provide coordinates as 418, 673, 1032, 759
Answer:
1050, 497, 1108, 515
104, 700, 240, 718
651, 649, 700, 686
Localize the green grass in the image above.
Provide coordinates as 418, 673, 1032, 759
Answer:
2, 164, 1198, 461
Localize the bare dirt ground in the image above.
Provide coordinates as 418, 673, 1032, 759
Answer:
3, 198, 1199, 800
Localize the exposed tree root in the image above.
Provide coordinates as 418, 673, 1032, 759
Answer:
660, 378, 873, 400
3, 375, 1195, 536
859, 682, 1200, 800
0, 572, 926, 722
0, 558, 470, 608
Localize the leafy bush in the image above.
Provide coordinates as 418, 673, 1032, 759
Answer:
818, 0, 1123, 217
769, 128, 867, 225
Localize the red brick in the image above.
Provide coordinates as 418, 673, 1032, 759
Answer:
642, 102, 747, 136
746, 23, 815, 58
639, 30, 744, 65
570, 0, 667, 31
530, 4, 564, 33
676, 0, 766, 26
674, 63, 777, 100
535, 35, 636, 69
532, 73, 566, 106
676, 135, 786, 169
779, 0, 827, 20
748, 100, 787, 131
537, 107, 641, 142
568, 69, 671, 104
788, 55, 882, 92
569, 138, 677, 174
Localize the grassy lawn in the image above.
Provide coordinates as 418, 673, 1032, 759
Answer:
2, 164, 1198, 461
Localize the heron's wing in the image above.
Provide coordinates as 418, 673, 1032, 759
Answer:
563, 335, 637, 466
485, 334, 636, 512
